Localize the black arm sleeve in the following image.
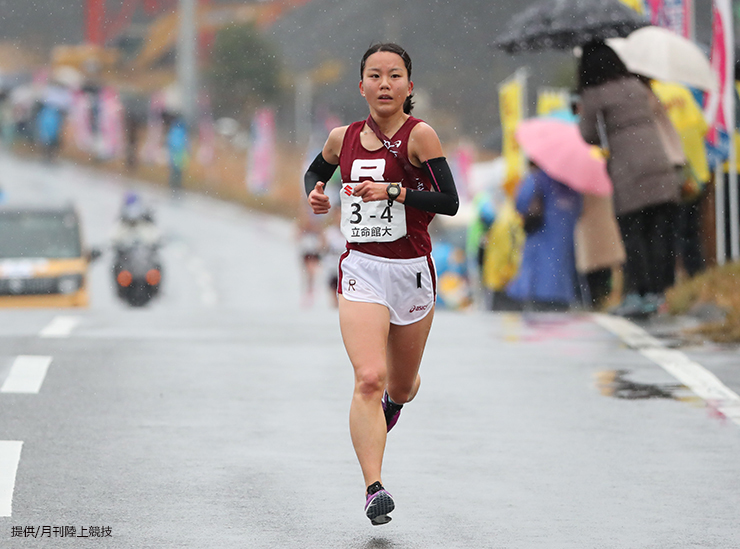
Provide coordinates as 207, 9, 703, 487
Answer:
304, 152, 339, 197
404, 157, 459, 216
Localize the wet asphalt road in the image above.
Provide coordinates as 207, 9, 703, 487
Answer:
0, 153, 739, 548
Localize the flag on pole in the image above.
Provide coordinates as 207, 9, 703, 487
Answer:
705, 0, 734, 165
705, 0, 737, 261
645, 0, 694, 39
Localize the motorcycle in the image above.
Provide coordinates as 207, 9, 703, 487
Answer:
113, 241, 162, 307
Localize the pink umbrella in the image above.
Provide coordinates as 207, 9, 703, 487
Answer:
515, 118, 612, 196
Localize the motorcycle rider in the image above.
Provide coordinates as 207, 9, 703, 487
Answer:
111, 192, 162, 249
111, 192, 164, 305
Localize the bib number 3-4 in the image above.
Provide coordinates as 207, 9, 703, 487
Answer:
340, 182, 407, 243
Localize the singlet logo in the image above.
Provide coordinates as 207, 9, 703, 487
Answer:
383, 140, 402, 149
351, 159, 386, 182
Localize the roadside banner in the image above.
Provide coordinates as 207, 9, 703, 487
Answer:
652, 80, 710, 183
98, 87, 124, 160
498, 68, 528, 196
70, 91, 93, 153
141, 93, 168, 166
706, 0, 734, 164
536, 87, 570, 117
705, 0, 736, 262
450, 141, 476, 203
619, 0, 646, 14
645, 0, 694, 39
246, 107, 276, 195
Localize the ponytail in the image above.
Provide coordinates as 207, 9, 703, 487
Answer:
403, 94, 415, 115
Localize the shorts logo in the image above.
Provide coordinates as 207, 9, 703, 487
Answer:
409, 304, 429, 314
347, 279, 357, 291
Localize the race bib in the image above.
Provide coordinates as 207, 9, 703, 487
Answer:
339, 182, 407, 243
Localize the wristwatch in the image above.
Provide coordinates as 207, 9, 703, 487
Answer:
386, 183, 401, 203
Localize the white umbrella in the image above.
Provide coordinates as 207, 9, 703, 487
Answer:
606, 26, 717, 92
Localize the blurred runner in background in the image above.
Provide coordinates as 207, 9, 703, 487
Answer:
296, 214, 323, 308
322, 209, 346, 308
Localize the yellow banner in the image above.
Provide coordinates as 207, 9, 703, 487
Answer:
536, 88, 570, 117
651, 80, 710, 182
619, 0, 645, 13
499, 72, 526, 196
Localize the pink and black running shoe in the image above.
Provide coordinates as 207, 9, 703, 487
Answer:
365, 482, 395, 525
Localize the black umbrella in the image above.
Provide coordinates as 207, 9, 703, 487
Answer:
492, 0, 650, 54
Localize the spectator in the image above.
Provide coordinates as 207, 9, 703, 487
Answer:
166, 115, 189, 195
577, 42, 681, 318
505, 163, 582, 311
574, 193, 626, 309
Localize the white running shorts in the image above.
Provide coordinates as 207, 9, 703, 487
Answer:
338, 249, 437, 325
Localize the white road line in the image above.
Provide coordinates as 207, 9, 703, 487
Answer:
187, 256, 218, 307
0, 441, 23, 517
1, 356, 53, 394
594, 313, 740, 426
39, 316, 81, 338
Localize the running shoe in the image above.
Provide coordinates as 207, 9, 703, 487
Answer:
382, 391, 403, 432
609, 293, 655, 319
365, 482, 395, 526
643, 292, 666, 314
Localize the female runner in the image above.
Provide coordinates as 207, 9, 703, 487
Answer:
304, 43, 458, 525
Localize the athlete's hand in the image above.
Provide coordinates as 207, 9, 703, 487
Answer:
308, 182, 331, 214
353, 181, 390, 202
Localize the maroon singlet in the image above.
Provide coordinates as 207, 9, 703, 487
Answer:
338, 116, 435, 259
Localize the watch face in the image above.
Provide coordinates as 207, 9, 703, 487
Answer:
388, 184, 400, 199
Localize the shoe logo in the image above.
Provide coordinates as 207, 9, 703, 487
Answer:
347, 279, 357, 291
409, 303, 429, 314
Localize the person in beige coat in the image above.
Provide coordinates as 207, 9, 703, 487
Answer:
575, 193, 626, 309
577, 42, 681, 317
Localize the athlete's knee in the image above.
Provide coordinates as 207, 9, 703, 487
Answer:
388, 374, 421, 404
354, 368, 386, 399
